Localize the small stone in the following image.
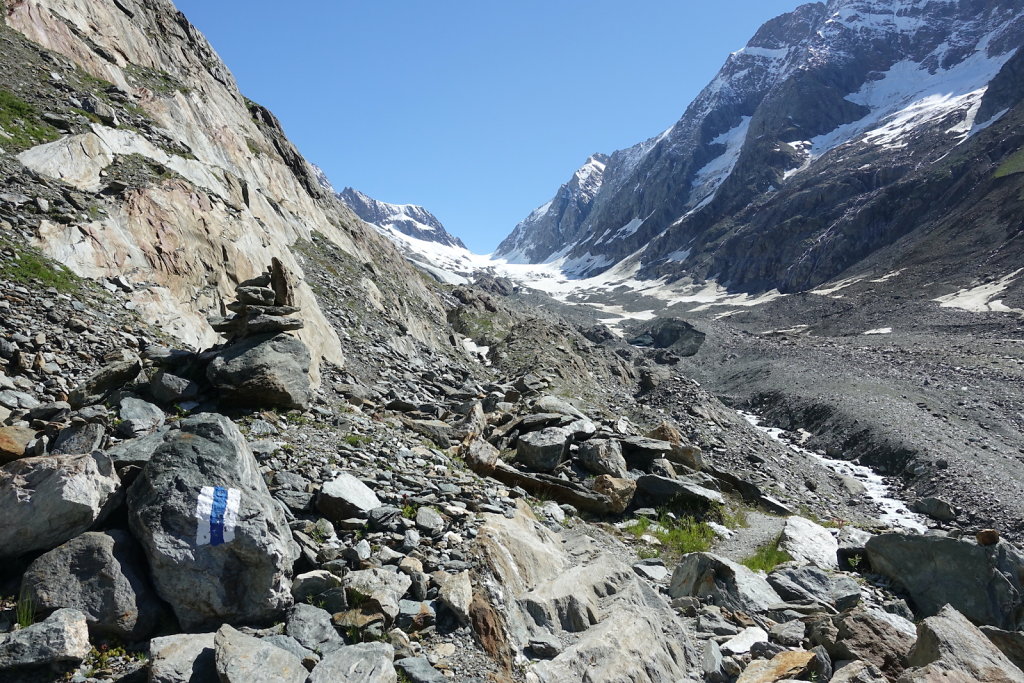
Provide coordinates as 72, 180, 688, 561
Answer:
976, 529, 1000, 546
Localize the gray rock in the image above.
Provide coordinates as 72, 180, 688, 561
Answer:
127, 414, 299, 630
618, 436, 674, 468
69, 355, 142, 408
0, 452, 120, 558
0, 608, 90, 670
149, 632, 216, 683
150, 371, 200, 405
214, 624, 307, 683
286, 603, 344, 654
291, 570, 343, 603
345, 568, 412, 623
529, 634, 563, 658
106, 427, 170, 470
866, 532, 1024, 628
437, 570, 472, 625
414, 506, 444, 536
50, 422, 105, 456
318, 473, 382, 519
307, 642, 397, 683
636, 474, 724, 505
811, 608, 916, 680
263, 635, 319, 670
831, 660, 888, 683
902, 605, 1024, 682
767, 565, 861, 611
910, 496, 956, 522
702, 640, 725, 681
236, 286, 277, 306
669, 552, 783, 613
396, 600, 436, 630
577, 439, 628, 478
981, 625, 1024, 672
117, 397, 165, 437
532, 395, 586, 419
516, 426, 570, 472
207, 333, 312, 410
721, 626, 768, 655
395, 656, 446, 683
770, 619, 806, 646
20, 530, 165, 640
780, 516, 839, 569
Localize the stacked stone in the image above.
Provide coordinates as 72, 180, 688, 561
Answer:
210, 258, 303, 339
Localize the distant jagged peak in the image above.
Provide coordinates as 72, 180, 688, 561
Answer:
338, 187, 467, 250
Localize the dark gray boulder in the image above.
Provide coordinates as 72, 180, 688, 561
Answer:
50, 422, 105, 456
117, 397, 165, 437
207, 333, 312, 410
902, 605, 1024, 682
0, 452, 120, 558
767, 565, 861, 611
69, 355, 142, 408
127, 413, 299, 630
577, 439, 628, 478
669, 552, 783, 613
866, 532, 1024, 629
286, 603, 344, 654
516, 426, 570, 472
20, 530, 166, 640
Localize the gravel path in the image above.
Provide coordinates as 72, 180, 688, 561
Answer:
712, 510, 786, 564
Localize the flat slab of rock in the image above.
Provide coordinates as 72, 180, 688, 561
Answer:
0, 425, 35, 464
737, 649, 815, 682
767, 565, 860, 611
215, 624, 307, 683
903, 605, 1024, 682
0, 608, 90, 670
307, 642, 397, 683
0, 452, 120, 558
722, 626, 768, 655
636, 474, 724, 506
866, 532, 1024, 628
318, 473, 382, 519
21, 530, 165, 640
128, 414, 299, 630
149, 632, 216, 683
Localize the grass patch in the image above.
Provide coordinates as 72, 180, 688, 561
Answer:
16, 589, 35, 629
0, 88, 60, 151
1, 247, 81, 292
625, 512, 714, 558
995, 147, 1024, 179
740, 534, 792, 573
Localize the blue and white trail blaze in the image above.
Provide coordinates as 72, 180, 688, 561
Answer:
195, 486, 241, 546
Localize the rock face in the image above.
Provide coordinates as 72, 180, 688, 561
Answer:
20, 530, 166, 641
669, 553, 783, 614
0, 451, 120, 558
780, 516, 839, 569
0, 608, 91, 671
474, 503, 696, 681
127, 414, 299, 630
901, 605, 1024, 682
207, 333, 312, 410
340, 187, 466, 249
865, 532, 1024, 629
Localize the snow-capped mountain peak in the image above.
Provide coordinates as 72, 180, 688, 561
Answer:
338, 187, 467, 250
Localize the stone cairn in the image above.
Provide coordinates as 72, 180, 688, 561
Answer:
209, 258, 304, 340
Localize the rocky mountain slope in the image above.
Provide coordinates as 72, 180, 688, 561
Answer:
339, 187, 467, 250
497, 0, 1024, 305
2, 1, 1024, 683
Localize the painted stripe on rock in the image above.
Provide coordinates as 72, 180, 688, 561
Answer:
195, 485, 241, 546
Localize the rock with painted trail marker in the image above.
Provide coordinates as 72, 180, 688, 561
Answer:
127, 413, 299, 630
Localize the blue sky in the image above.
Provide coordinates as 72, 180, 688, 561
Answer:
175, 1, 800, 253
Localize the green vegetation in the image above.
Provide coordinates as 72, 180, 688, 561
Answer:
637, 546, 660, 560
83, 643, 147, 677
740, 534, 792, 573
125, 63, 190, 96
245, 136, 264, 157
0, 88, 60, 151
401, 503, 418, 520
994, 147, 1024, 179
798, 505, 842, 528
711, 501, 750, 529
625, 512, 715, 558
16, 589, 35, 629
344, 434, 372, 447
0, 245, 81, 292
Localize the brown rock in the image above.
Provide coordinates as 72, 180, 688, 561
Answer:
0, 425, 36, 464
592, 475, 637, 514
976, 529, 1000, 546
644, 420, 704, 470
737, 650, 816, 683
812, 609, 915, 680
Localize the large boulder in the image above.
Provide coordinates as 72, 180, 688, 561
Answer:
317, 473, 382, 520
577, 439, 628, 478
900, 605, 1024, 682
810, 608, 916, 680
0, 452, 120, 558
865, 532, 1024, 629
207, 333, 312, 410
516, 427, 570, 472
127, 413, 299, 630
767, 565, 860, 611
635, 475, 724, 506
669, 553, 783, 614
69, 355, 142, 408
780, 516, 839, 569
0, 608, 91, 671
20, 530, 166, 640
